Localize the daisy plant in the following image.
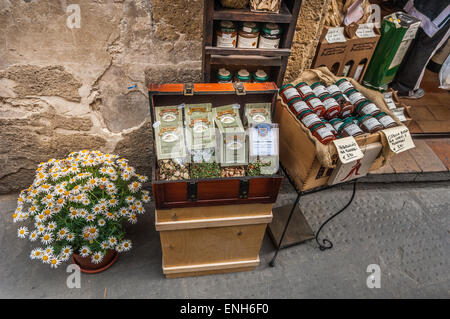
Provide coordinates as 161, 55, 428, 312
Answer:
13, 150, 151, 268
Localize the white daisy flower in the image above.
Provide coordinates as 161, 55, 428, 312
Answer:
17, 226, 29, 238
108, 236, 117, 247
49, 256, 61, 268
85, 214, 95, 222
91, 252, 104, 264
30, 248, 43, 260
125, 196, 135, 204
142, 194, 151, 203
66, 233, 75, 242
41, 253, 52, 264
41, 232, 53, 245
128, 181, 142, 193
29, 231, 38, 241
47, 222, 57, 231
121, 240, 132, 252
97, 218, 106, 227
115, 244, 124, 253
128, 213, 137, 224
57, 227, 69, 239
59, 253, 70, 262
79, 246, 91, 257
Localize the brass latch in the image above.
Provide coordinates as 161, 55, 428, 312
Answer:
233, 82, 246, 95
183, 83, 194, 96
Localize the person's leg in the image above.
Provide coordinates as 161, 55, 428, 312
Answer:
391, 22, 450, 98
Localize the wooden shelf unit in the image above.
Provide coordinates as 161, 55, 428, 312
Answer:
202, 0, 302, 87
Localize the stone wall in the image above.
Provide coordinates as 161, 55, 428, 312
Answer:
0, 0, 327, 194
0, 0, 203, 194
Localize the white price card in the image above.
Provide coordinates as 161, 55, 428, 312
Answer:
356, 23, 376, 38
333, 136, 364, 164
382, 126, 415, 153
325, 27, 346, 43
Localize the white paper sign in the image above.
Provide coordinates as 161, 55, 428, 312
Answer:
382, 126, 415, 153
333, 136, 364, 164
325, 27, 346, 43
356, 23, 376, 38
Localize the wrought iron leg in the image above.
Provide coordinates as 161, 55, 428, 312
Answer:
269, 193, 302, 267
315, 180, 357, 251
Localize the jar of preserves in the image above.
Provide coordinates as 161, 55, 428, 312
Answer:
319, 94, 341, 120
329, 118, 345, 133
346, 89, 368, 106
356, 100, 380, 116
288, 97, 310, 117
358, 114, 383, 133
295, 82, 314, 98
298, 109, 322, 129
280, 84, 301, 103
334, 93, 354, 118
338, 118, 365, 137
311, 82, 328, 99
236, 69, 251, 83
253, 69, 268, 82
304, 95, 326, 117
217, 68, 233, 83
237, 22, 260, 48
326, 84, 343, 97
336, 78, 355, 95
321, 118, 338, 136
216, 21, 237, 48
258, 23, 282, 49
374, 112, 398, 128
310, 123, 336, 145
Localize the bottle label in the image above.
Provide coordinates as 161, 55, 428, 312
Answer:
327, 85, 341, 95
298, 85, 313, 96
363, 117, 380, 130
308, 98, 322, 108
323, 98, 339, 110
237, 35, 258, 48
258, 36, 280, 49
344, 123, 363, 136
379, 115, 396, 127
316, 127, 333, 139
301, 113, 320, 127
292, 101, 310, 113
313, 86, 327, 97
348, 92, 366, 105
338, 81, 354, 92
283, 88, 299, 100
217, 34, 236, 48
361, 103, 379, 115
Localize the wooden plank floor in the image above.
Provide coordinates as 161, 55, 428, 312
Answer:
400, 69, 450, 134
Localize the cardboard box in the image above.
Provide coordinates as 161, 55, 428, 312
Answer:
311, 26, 349, 76
341, 27, 381, 82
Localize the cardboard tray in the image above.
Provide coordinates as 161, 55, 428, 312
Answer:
148, 82, 283, 210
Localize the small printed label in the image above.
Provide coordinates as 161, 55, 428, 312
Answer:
338, 81, 354, 93
361, 103, 379, 115
298, 85, 313, 95
237, 35, 258, 48
292, 101, 309, 113
316, 127, 334, 139
283, 88, 299, 100
356, 23, 377, 38
301, 113, 319, 127
232, 104, 241, 109
258, 36, 280, 49
348, 92, 366, 105
217, 34, 237, 48
325, 27, 346, 43
327, 85, 341, 95
363, 117, 380, 130
323, 98, 339, 110
333, 136, 364, 164
389, 39, 412, 69
313, 86, 327, 96
308, 98, 322, 108
403, 21, 421, 41
345, 123, 363, 136
378, 115, 396, 127
382, 126, 415, 153
392, 108, 407, 122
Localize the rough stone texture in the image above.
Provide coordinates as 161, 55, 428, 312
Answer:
285, 0, 330, 83
0, 0, 204, 193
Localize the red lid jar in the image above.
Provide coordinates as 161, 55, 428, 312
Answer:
310, 123, 336, 145
356, 100, 380, 116
357, 114, 383, 133
374, 112, 398, 128
298, 109, 322, 129
346, 89, 368, 106
336, 78, 355, 95
338, 118, 365, 137
295, 82, 314, 98
319, 94, 341, 120
333, 93, 354, 118
326, 84, 343, 97
280, 84, 301, 104
287, 97, 310, 117
304, 95, 326, 117
321, 118, 338, 136
310, 82, 328, 99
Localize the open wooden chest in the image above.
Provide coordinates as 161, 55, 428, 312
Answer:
148, 82, 283, 210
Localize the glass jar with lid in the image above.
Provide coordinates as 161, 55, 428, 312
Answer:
310, 82, 328, 99
319, 94, 341, 120
358, 114, 383, 133
355, 100, 380, 116
346, 89, 368, 106
258, 23, 282, 49
217, 68, 233, 83
304, 95, 326, 118
310, 123, 336, 145
336, 78, 355, 95
298, 109, 322, 129
280, 84, 301, 104
374, 112, 398, 128
216, 21, 237, 48
288, 97, 310, 117
338, 118, 365, 137
295, 82, 314, 98
237, 22, 260, 48
253, 69, 268, 82
235, 69, 251, 83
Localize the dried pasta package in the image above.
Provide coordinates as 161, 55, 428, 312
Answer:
154, 123, 190, 181
184, 104, 220, 179
248, 123, 279, 175
213, 104, 247, 176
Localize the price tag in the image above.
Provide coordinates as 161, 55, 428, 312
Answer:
333, 136, 364, 164
382, 126, 415, 153
325, 27, 346, 43
356, 23, 376, 38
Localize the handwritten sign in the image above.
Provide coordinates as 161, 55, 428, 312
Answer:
325, 27, 346, 43
382, 126, 415, 153
333, 136, 364, 164
356, 23, 376, 38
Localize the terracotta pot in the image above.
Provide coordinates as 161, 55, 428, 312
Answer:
72, 249, 118, 274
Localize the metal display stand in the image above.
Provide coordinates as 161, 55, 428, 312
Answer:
268, 164, 357, 267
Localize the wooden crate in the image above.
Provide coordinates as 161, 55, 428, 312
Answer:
149, 82, 283, 209
155, 203, 273, 278
274, 100, 384, 191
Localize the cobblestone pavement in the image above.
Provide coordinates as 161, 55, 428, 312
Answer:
0, 181, 448, 298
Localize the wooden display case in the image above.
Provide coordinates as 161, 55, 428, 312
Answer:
148, 82, 283, 210
202, 0, 302, 86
